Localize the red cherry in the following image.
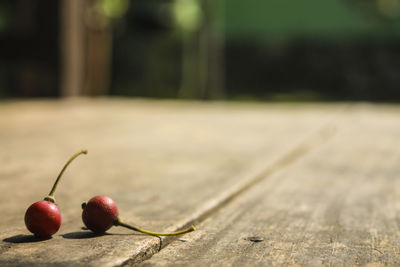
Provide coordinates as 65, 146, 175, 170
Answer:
82, 195, 195, 236
82, 195, 118, 233
24, 150, 87, 238
24, 200, 61, 238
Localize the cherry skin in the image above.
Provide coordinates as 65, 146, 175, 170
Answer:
24, 150, 87, 238
82, 195, 118, 233
24, 200, 61, 238
82, 195, 195, 236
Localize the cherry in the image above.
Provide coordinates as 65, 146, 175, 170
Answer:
24, 150, 87, 238
82, 195, 195, 236
81, 195, 117, 233
24, 201, 61, 238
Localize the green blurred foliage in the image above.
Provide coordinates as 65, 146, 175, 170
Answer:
96, 0, 130, 19
224, 0, 400, 41
0, 5, 10, 32
345, 0, 400, 21
173, 0, 203, 32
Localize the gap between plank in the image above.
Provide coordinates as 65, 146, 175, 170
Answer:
119, 121, 339, 266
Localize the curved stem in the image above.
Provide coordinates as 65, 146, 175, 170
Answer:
47, 150, 88, 197
116, 218, 195, 237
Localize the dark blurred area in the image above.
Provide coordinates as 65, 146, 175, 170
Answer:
1, 0, 400, 101
0, 0, 59, 97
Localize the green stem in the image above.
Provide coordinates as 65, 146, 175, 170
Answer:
116, 218, 195, 237
47, 150, 88, 197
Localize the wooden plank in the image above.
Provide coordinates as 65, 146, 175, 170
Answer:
60, 0, 86, 96
138, 104, 400, 266
0, 99, 341, 266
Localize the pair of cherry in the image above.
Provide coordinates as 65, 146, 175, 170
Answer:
24, 150, 195, 238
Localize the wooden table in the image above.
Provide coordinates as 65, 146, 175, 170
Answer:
0, 99, 399, 266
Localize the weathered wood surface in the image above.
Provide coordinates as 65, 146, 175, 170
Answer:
139, 105, 400, 266
0, 99, 343, 266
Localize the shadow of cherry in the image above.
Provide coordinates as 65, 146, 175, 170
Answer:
61, 231, 162, 250
61, 231, 106, 239
61, 231, 143, 239
3, 234, 51, 243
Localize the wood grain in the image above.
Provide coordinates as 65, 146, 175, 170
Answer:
139, 104, 400, 266
0, 99, 341, 266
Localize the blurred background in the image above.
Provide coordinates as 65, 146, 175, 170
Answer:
1, 0, 400, 101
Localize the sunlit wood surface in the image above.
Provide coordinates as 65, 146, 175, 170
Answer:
0, 99, 399, 266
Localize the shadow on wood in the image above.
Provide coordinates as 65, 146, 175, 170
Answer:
61, 231, 143, 239
61, 231, 106, 239
3, 235, 51, 244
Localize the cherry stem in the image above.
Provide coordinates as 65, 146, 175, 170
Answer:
115, 218, 195, 237
47, 150, 88, 199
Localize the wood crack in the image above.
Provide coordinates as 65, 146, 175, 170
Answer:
119, 122, 339, 266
